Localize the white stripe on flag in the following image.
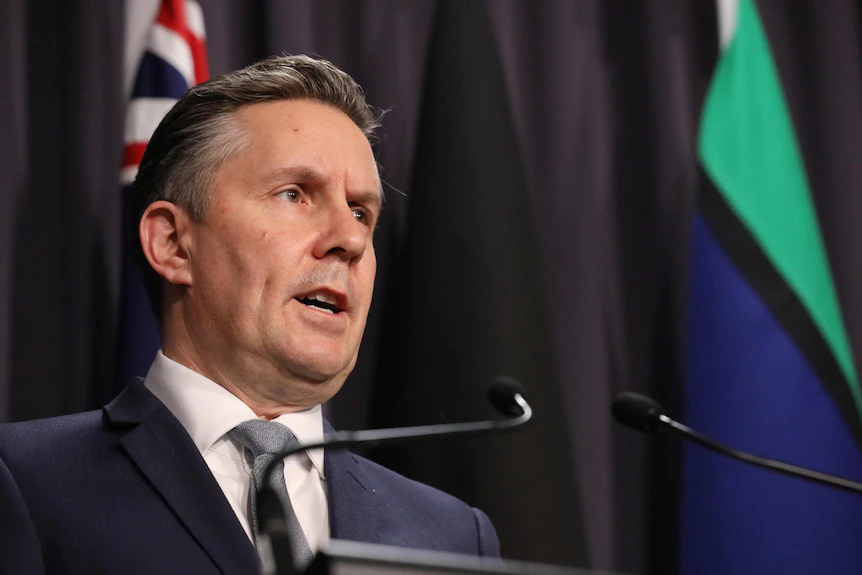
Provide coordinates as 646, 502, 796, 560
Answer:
123, 0, 160, 100
716, 0, 740, 50
149, 23, 195, 88
185, 0, 206, 40
124, 98, 178, 143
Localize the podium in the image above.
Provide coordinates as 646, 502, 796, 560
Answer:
306, 540, 623, 575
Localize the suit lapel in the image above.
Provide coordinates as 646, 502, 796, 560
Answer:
324, 428, 386, 544
105, 381, 260, 575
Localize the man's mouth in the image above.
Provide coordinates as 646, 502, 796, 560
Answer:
295, 290, 344, 314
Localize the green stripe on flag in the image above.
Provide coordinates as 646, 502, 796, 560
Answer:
698, 0, 862, 418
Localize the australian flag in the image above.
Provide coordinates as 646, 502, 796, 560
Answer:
117, 0, 208, 388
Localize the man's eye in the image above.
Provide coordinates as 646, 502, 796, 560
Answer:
352, 208, 370, 225
277, 190, 301, 203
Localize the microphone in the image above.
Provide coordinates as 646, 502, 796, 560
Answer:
260, 376, 532, 575
612, 391, 862, 496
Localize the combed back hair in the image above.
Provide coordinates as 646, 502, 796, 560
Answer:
130, 54, 382, 322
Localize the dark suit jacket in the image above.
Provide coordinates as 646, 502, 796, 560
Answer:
0, 380, 499, 574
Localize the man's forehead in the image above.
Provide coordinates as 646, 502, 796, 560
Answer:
236, 98, 363, 138
235, 100, 382, 199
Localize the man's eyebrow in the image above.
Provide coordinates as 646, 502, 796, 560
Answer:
262, 164, 328, 186
351, 187, 383, 212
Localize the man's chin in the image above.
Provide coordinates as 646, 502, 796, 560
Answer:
269, 375, 345, 411
275, 357, 353, 398
283, 353, 352, 381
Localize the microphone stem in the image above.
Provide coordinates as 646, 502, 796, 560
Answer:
659, 415, 862, 496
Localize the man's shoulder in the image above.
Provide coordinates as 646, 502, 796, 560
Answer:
0, 379, 166, 466
348, 452, 470, 510
330, 451, 500, 556
323, 422, 490, 525
0, 408, 104, 437
0, 410, 106, 465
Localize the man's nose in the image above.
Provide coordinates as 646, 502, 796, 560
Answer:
313, 203, 368, 262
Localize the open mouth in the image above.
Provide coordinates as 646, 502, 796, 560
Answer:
295, 291, 344, 314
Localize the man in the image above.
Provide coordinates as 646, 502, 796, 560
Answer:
0, 55, 499, 574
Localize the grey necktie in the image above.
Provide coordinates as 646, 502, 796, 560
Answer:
228, 419, 314, 569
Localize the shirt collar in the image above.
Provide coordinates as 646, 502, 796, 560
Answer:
143, 350, 326, 478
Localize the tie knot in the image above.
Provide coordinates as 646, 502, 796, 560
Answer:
228, 419, 301, 458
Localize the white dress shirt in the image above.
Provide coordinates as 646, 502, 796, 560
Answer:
143, 350, 329, 552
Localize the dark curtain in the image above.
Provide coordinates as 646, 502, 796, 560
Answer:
1, 0, 125, 420
11, 0, 860, 572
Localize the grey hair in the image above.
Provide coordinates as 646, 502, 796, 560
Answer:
130, 54, 382, 321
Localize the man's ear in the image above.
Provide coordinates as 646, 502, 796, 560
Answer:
139, 200, 194, 287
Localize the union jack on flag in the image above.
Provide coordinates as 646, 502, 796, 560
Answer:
117, 0, 209, 387
121, 0, 209, 184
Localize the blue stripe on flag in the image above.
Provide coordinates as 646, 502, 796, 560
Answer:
132, 52, 190, 100
682, 215, 862, 574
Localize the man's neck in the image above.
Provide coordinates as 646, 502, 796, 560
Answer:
160, 337, 314, 419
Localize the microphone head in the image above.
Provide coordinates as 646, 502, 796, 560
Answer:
488, 376, 528, 417
611, 392, 666, 434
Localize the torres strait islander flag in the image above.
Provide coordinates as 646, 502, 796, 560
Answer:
682, 0, 862, 573
117, 0, 208, 387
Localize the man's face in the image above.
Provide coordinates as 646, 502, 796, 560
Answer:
183, 99, 380, 409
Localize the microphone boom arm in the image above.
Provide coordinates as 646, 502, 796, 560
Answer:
659, 414, 862, 496
348, 397, 531, 442
259, 390, 532, 575
278, 393, 532, 461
